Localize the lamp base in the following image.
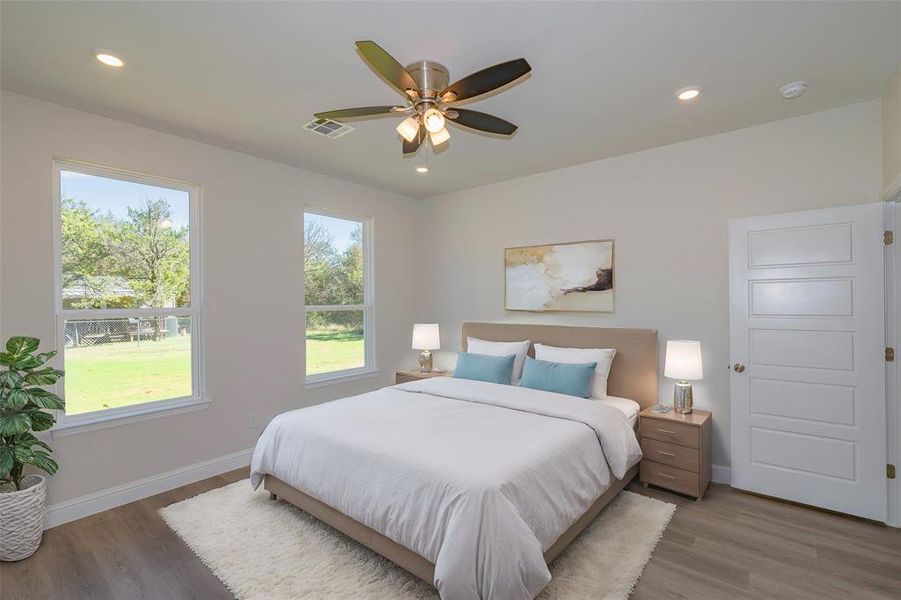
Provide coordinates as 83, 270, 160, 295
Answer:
673, 382, 693, 414
418, 350, 433, 373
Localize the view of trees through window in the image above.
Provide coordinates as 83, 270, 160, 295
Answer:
304, 212, 367, 376
61, 196, 190, 309
59, 168, 194, 414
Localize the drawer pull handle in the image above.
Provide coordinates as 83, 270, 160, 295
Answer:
657, 472, 677, 479
658, 428, 676, 434
657, 450, 675, 457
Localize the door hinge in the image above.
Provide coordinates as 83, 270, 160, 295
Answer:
889, 464, 896, 479
887, 347, 896, 362
885, 230, 894, 245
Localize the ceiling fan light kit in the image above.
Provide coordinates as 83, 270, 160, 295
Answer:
315, 41, 530, 156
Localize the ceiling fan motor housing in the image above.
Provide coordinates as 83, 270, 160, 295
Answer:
406, 61, 449, 99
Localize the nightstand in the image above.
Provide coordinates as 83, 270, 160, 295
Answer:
638, 407, 711, 500
395, 370, 449, 385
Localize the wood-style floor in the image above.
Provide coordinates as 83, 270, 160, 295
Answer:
2, 468, 899, 599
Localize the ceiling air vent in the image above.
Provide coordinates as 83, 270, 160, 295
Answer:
303, 118, 354, 139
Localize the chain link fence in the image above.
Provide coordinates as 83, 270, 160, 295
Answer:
64, 317, 191, 348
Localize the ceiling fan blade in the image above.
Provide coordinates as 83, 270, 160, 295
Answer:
355, 41, 420, 97
440, 58, 531, 103
314, 106, 404, 121
447, 108, 517, 135
402, 123, 426, 154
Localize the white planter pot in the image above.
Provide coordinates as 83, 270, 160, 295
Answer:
0, 475, 46, 561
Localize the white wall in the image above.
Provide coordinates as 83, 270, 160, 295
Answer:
0, 91, 886, 506
0, 91, 419, 506
416, 101, 884, 468
884, 2, 901, 198
884, 67, 901, 198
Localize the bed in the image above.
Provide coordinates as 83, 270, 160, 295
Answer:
251, 322, 658, 599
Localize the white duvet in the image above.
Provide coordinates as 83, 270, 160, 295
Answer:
250, 377, 642, 600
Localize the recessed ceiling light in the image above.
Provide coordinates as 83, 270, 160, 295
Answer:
675, 85, 702, 102
780, 80, 808, 100
92, 48, 125, 68
416, 166, 429, 174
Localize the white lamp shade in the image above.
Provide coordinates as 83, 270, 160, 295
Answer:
664, 340, 703, 380
429, 126, 450, 146
423, 109, 445, 133
396, 116, 420, 143
412, 323, 440, 350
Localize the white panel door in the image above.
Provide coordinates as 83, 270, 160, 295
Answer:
729, 203, 886, 521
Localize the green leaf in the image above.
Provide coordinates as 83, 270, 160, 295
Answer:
0, 370, 23, 388
29, 351, 57, 370
13, 444, 34, 464
23, 368, 63, 386
0, 411, 32, 435
26, 388, 65, 411
29, 451, 58, 476
0, 353, 16, 367
12, 356, 42, 370
17, 432, 52, 453
0, 446, 13, 479
5, 389, 27, 410
28, 410, 56, 432
6, 337, 39, 358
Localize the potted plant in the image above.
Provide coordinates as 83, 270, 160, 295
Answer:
0, 337, 64, 561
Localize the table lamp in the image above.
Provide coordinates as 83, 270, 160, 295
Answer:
664, 340, 703, 414
412, 323, 440, 372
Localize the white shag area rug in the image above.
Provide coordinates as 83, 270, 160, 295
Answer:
160, 480, 675, 600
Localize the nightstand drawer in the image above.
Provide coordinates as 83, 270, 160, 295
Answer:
640, 460, 700, 497
640, 418, 699, 448
640, 438, 699, 472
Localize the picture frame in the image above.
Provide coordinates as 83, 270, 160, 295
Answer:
504, 239, 615, 312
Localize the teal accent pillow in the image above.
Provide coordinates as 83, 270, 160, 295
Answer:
519, 356, 598, 398
452, 352, 516, 384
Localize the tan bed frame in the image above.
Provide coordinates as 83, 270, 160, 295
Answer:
265, 322, 658, 586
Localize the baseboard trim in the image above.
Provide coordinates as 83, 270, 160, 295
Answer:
711, 464, 732, 484
44, 447, 254, 530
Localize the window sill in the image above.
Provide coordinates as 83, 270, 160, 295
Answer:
51, 396, 210, 438
304, 367, 379, 389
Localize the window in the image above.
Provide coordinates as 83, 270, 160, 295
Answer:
53, 160, 202, 426
304, 209, 373, 382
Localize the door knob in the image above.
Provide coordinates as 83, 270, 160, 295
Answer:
733, 363, 745, 373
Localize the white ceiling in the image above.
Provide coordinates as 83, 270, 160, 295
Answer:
2, 1, 899, 198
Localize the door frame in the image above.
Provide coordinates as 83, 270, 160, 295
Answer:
887, 198, 901, 527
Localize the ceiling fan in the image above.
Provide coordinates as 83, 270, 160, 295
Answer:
314, 41, 531, 154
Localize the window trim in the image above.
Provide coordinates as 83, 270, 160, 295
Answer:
51, 158, 205, 432
303, 206, 376, 386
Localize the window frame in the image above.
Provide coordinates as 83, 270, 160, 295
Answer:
303, 206, 376, 387
51, 158, 205, 434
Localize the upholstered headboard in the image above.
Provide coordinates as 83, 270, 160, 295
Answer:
461, 322, 658, 410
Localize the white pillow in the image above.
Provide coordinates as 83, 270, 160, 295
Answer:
533, 343, 616, 400
466, 337, 531, 383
